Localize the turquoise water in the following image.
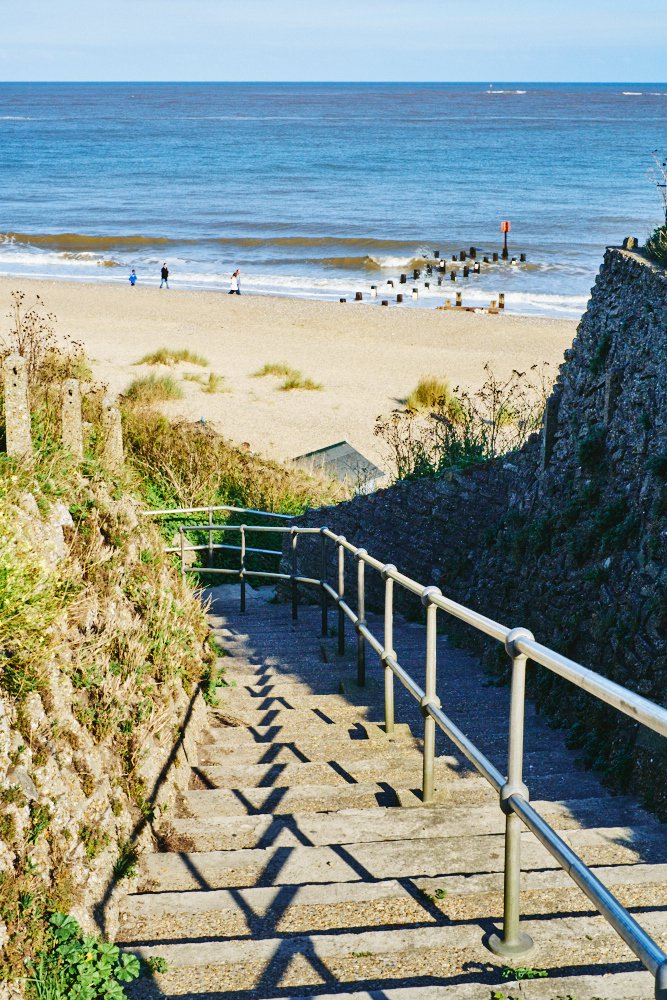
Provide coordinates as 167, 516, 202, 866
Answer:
0, 82, 665, 316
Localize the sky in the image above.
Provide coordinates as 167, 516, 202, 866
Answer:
0, 0, 666, 82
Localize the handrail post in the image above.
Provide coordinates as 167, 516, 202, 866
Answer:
240, 524, 246, 614
179, 526, 186, 584
291, 527, 299, 621
382, 565, 397, 735
337, 537, 346, 656
355, 550, 367, 687
489, 626, 535, 957
208, 507, 213, 566
320, 530, 328, 637
421, 587, 442, 805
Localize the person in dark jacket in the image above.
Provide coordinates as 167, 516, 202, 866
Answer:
160, 263, 169, 288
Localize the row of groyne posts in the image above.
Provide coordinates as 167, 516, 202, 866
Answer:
339, 245, 528, 309
2, 353, 124, 468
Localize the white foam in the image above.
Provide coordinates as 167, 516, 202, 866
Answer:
0, 116, 32, 120
622, 91, 643, 96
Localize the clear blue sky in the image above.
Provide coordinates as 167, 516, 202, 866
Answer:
1, 0, 666, 82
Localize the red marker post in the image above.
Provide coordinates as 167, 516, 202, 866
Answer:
500, 220, 511, 259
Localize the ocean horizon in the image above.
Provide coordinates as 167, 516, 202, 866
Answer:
1, 81, 665, 317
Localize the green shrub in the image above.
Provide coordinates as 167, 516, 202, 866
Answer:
645, 225, 667, 267
577, 425, 606, 470
26, 912, 140, 1000
136, 348, 208, 367
124, 374, 183, 404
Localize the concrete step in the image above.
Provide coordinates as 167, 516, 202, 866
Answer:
196, 737, 424, 767
221, 692, 365, 712
143, 823, 665, 890
166, 794, 655, 850
209, 705, 369, 728
191, 755, 463, 790
273, 970, 657, 1000
119, 862, 667, 946
126, 909, 666, 995
203, 721, 415, 748
180, 782, 401, 818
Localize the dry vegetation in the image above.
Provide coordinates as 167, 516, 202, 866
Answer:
253, 361, 322, 392
124, 373, 183, 404
135, 347, 208, 367
0, 292, 339, 992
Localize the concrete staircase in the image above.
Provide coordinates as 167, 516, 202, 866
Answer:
121, 587, 667, 1000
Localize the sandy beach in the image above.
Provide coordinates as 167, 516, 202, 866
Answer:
0, 278, 578, 471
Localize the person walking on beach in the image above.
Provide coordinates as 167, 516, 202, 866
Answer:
160, 263, 170, 288
129, 269, 137, 287
228, 269, 241, 295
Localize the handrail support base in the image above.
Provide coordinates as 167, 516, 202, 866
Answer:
487, 930, 534, 958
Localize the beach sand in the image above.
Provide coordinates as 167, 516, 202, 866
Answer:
0, 278, 578, 471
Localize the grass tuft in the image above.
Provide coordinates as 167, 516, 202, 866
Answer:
124, 374, 183, 404
253, 362, 297, 378
406, 376, 453, 411
136, 348, 208, 367
203, 372, 225, 394
279, 374, 322, 392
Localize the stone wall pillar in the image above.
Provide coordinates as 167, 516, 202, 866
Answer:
3, 354, 32, 458
102, 397, 124, 471
541, 392, 561, 470
61, 378, 84, 462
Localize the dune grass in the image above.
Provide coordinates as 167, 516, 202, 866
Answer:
253, 362, 297, 378
254, 362, 322, 391
124, 373, 183, 404
278, 374, 322, 392
182, 372, 227, 393
405, 376, 453, 411
136, 347, 209, 367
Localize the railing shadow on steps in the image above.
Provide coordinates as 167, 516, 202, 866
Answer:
143, 503, 667, 1000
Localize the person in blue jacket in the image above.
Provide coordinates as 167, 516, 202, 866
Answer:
129, 269, 137, 287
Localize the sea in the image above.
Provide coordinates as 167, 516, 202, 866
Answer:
0, 82, 665, 318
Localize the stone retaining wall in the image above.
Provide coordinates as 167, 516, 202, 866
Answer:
291, 247, 667, 816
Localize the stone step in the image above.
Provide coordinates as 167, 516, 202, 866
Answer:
191, 756, 463, 790
196, 737, 424, 767
126, 910, 667, 995
203, 721, 415, 748
273, 970, 657, 1000
209, 705, 369, 728
166, 794, 654, 849
180, 782, 401, 818
222, 692, 364, 712
143, 824, 665, 891
119, 862, 667, 946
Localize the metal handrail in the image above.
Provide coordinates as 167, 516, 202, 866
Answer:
146, 504, 667, 996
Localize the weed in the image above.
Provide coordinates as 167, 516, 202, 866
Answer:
79, 824, 110, 861
577, 425, 606, 470
26, 912, 140, 1000
0, 784, 27, 807
201, 665, 225, 706
145, 956, 169, 974
27, 803, 51, 845
0, 814, 17, 844
350, 951, 373, 958
645, 224, 667, 267
589, 330, 613, 375
376, 364, 551, 481
136, 347, 208, 367
113, 840, 140, 881
124, 373, 183, 404
502, 966, 548, 980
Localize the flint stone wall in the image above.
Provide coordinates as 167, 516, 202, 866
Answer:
291, 248, 667, 816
